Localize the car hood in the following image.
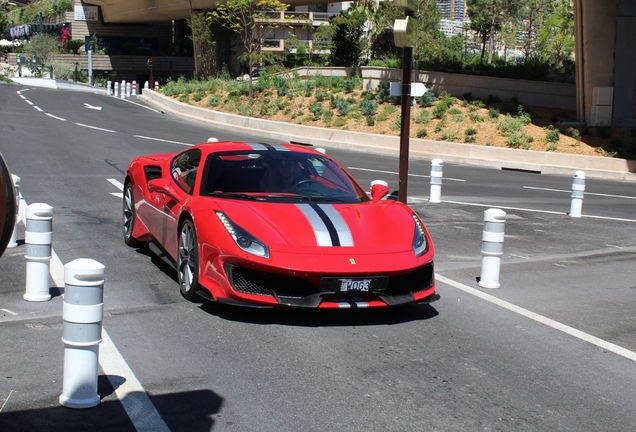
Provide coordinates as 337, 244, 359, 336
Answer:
214, 199, 417, 254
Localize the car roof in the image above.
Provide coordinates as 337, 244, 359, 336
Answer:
191, 141, 320, 156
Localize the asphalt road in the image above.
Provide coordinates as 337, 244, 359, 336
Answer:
1, 83, 636, 431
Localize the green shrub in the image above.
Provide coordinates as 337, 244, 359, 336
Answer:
448, 108, 462, 115
465, 128, 477, 136
465, 135, 476, 143
359, 99, 378, 116
435, 125, 443, 133
366, 116, 375, 126
544, 125, 560, 143
471, 100, 487, 109
376, 82, 391, 104
418, 91, 437, 107
517, 106, 532, 125
383, 104, 397, 115
192, 91, 206, 102
489, 108, 500, 119
393, 118, 401, 131
441, 130, 457, 141
497, 115, 524, 135
470, 114, 485, 123
454, 115, 464, 123
328, 76, 345, 93
417, 129, 428, 138
323, 110, 334, 123
377, 112, 388, 122
546, 143, 558, 151
344, 79, 355, 93
415, 110, 431, 124
506, 131, 533, 149
315, 89, 329, 101
309, 102, 323, 118
237, 105, 253, 116
334, 117, 347, 127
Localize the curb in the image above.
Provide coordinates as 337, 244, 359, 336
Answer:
138, 90, 636, 182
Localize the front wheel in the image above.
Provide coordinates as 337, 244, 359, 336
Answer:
123, 182, 142, 247
178, 219, 201, 301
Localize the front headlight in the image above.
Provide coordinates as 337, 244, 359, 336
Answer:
411, 214, 428, 257
216, 211, 270, 258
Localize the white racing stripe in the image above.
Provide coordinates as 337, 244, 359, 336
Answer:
436, 274, 636, 363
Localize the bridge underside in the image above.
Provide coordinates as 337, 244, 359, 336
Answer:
86, 0, 636, 129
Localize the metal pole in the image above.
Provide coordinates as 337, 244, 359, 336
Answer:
398, 44, 413, 204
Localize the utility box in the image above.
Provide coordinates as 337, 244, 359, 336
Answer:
590, 86, 614, 126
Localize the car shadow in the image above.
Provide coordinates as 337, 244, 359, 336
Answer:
133, 245, 179, 284
199, 301, 439, 327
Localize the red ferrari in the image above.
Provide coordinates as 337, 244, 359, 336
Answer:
123, 141, 438, 308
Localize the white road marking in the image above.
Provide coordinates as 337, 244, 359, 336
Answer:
348, 166, 466, 182
84, 103, 103, 111
1, 309, 18, 316
110, 192, 124, 198
45, 113, 67, 121
441, 200, 636, 223
134, 135, 192, 146
75, 123, 116, 133
20, 196, 170, 432
34, 106, 43, 112
524, 186, 636, 200
108, 178, 124, 191
121, 99, 161, 113
19, 94, 26, 99
26, 100, 33, 105
0, 390, 14, 413
435, 274, 636, 363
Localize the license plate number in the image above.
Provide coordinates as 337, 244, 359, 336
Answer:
340, 279, 371, 292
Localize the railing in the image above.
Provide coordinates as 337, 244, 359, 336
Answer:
261, 39, 332, 52
255, 11, 335, 24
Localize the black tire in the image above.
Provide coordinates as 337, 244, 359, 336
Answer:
178, 218, 201, 301
123, 181, 142, 247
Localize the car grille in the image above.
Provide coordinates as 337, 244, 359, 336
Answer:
226, 265, 319, 299
225, 262, 434, 304
385, 263, 434, 296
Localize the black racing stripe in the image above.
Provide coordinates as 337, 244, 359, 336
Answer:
310, 203, 340, 247
260, 142, 276, 151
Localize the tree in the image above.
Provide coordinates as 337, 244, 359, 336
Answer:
24, 34, 59, 68
207, 0, 290, 99
467, 0, 519, 64
414, 0, 444, 67
327, 6, 367, 68
188, 13, 218, 79
537, 0, 574, 71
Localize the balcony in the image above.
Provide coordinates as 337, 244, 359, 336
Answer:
261, 39, 331, 53
255, 11, 334, 25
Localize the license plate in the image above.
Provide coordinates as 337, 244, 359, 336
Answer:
339, 279, 371, 292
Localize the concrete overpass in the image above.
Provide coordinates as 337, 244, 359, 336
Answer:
83, 0, 636, 129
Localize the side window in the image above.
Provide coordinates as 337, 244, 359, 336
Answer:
171, 149, 202, 194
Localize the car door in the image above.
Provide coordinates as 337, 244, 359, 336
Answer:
156, 149, 202, 258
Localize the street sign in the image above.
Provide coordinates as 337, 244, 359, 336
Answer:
390, 82, 428, 97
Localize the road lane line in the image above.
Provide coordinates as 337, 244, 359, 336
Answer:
1, 309, 18, 316
34, 106, 43, 112
0, 390, 14, 413
133, 135, 192, 146
26, 100, 33, 105
45, 113, 67, 121
348, 166, 466, 182
75, 123, 116, 133
23, 196, 170, 431
524, 186, 636, 200
441, 200, 636, 223
435, 274, 636, 363
108, 178, 124, 191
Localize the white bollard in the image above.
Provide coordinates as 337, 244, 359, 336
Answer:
24, 203, 53, 301
144, 81, 149, 89
126, 82, 132, 98
107, 81, 112, 96
59, 259, 105, 409
568, 170, 586, 218
429, 159, 443, 203
132, 80, 137, 95
207, 137, 219, 142
154, 81, 159, 90
8, 174, 20, 248
113, 82, 120, 98
478, 208, 506, 289
315, 148, 326, 154
120, 80, 126, 99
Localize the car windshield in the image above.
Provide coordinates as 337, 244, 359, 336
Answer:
201, 150, 370, 203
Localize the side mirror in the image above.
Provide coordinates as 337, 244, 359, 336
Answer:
148, 178, 177, 199
370, 180, 389, 202
0, 153, 16, 258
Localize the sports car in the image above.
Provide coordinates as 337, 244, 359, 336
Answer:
123, 141, 438, 308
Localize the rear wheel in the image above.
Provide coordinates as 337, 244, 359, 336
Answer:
178, 218, 201, 301
123, 182, 142, 247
